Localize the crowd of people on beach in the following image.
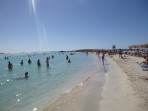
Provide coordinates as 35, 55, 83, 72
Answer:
76, 49, 148, 66
4, 49, 148, 80
104, 49, 148, 65
121, 50, 148, 65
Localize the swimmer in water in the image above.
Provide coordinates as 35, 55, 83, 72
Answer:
25, 72, 29, 79
68, 59, 71, 63
16, 72, 29, 80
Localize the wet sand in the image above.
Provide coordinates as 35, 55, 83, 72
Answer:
43, 54, 147, 111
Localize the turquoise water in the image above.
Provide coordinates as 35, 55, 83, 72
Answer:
0, 52, 100, 111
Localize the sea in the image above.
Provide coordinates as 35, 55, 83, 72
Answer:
0, 52, 102, 111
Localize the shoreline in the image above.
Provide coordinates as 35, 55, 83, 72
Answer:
43, 54, 146, 111
43, 54, 107, 111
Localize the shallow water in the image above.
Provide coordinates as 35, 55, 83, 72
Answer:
0, 52, 101, 111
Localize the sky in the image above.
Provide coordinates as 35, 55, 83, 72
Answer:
0, 0, 148, 53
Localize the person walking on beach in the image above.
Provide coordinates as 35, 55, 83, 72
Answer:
119, 49, 123, 59
102, 53, 105, 65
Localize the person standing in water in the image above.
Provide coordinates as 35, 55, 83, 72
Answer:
8, 61, 13, 70
20, 60, 23, 66
66, 55, 69, 60
28, 58, 32, 64
37, 59, 41, 66
52, 55, 54, 59
46, 57, 49, 67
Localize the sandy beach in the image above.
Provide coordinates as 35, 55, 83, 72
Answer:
43, 54, 148, 111
111, 55, 148, 111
